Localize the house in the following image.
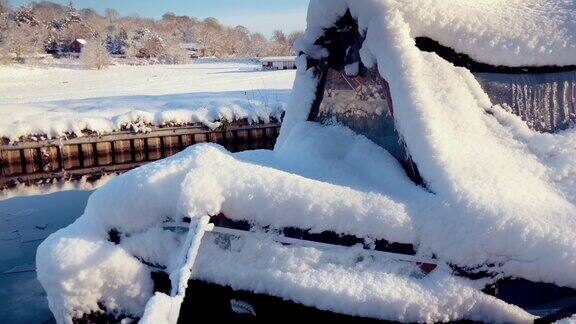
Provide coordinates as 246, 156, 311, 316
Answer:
260, 56, 297, 70
69, 39, 87, 53
179, 43, 206, 58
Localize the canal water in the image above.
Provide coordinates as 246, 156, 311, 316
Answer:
0, 190, 93, 323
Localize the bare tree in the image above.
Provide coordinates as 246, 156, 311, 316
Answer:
270, 30, 292, 55
63, 1, 80, 25
33, 1, 65, 26
105, 8, 119, 23
1, 1, 303, 64
165, 43, 188, 64
80, 39, 111, 69
0, 23, 44, 63
248, 32, 270, 57
0, 0, 10, 40
193, 17, 225, 56
225, 25, 250, 56
15, 4, 39, 26
288, 31, 304, 46
0, 0, 10, 14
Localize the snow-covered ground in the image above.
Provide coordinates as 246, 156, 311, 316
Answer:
0, 62, 295, 141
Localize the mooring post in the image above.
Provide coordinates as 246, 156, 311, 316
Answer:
91, 142, 98, 167
130, 139, 136, 163
77, 144, 85, 168
19, 149, 26, 175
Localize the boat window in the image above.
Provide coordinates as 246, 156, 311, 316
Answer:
307, 10, 422, 184
315, 67, 408, 163
415, 37, 576, 133
475, 71, 576, 132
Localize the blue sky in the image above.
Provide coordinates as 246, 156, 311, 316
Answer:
11, 0, 309, 36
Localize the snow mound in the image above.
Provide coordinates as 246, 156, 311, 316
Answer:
37, 122, 575, 322
0, 174, 114, 201
195, 235, 533, 323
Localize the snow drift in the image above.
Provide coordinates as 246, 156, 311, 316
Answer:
37, 0, 576, 323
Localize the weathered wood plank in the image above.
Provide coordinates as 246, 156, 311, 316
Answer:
0, 123, 281, 190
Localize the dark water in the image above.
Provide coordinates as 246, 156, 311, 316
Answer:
0, 190, 92, 323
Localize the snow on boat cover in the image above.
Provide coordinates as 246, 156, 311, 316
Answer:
37, 0, 576, 323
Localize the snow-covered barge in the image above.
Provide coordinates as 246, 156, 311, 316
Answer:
35, 0, 576, 323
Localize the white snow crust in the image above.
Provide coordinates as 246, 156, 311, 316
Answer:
36, 1, 576, 323
0, 175, 115, 201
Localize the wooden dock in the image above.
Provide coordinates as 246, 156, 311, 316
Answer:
0, 122, 280, 189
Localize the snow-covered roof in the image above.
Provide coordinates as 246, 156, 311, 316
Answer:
179, 43, 205, 50
302, 0, 576, 67
260, 56, 297, 63
75, 39, 87, 45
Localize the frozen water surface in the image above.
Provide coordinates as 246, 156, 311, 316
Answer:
0, 190, 92, 323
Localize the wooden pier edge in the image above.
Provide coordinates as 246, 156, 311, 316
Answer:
0, 122, 281, 189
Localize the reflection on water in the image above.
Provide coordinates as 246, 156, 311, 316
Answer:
0, 190, 92, 323
1, 174, 114, 201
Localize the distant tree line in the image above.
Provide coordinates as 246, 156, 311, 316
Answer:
0, 0, 304, 65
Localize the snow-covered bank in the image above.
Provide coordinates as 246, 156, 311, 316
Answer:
0, 63, 295, 141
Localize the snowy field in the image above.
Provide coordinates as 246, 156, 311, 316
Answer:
0, 62, 295, 140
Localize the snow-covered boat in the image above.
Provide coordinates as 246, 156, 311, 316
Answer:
37, 0, 576, 323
